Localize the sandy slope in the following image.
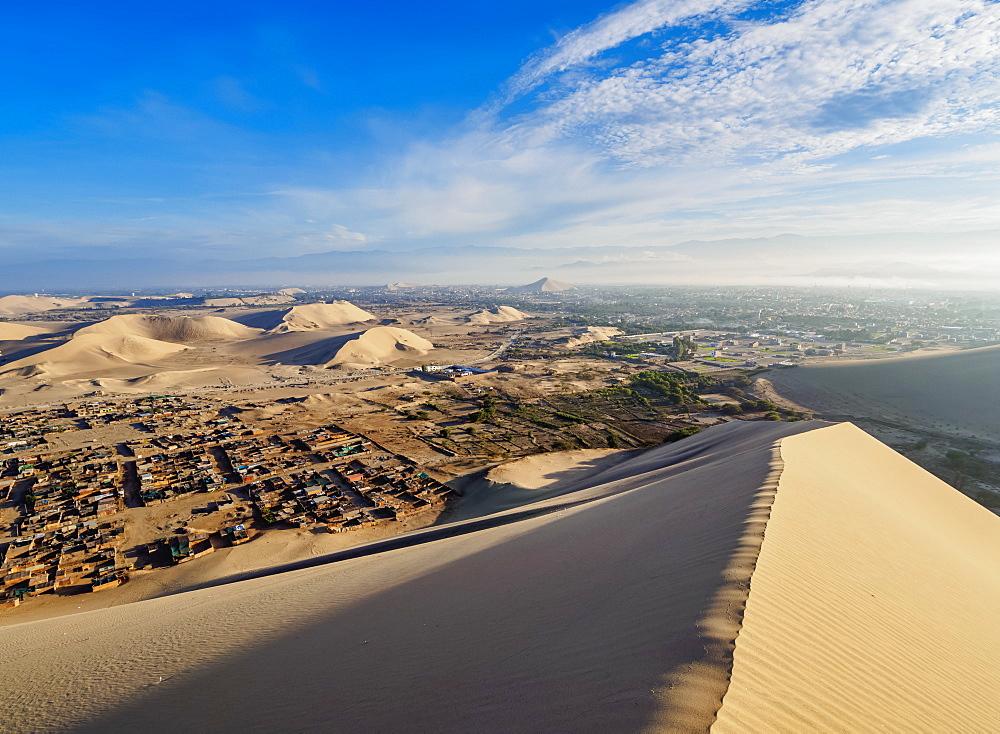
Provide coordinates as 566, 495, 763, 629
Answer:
234, 302, 376, 332
89, 366, 270, 392
563, 325, 623, 347
713, 422, 1000, 732
446, 448, 639, 522
75, 314, 261, 342
511, 277, 576, 292
486, 448, 628, 490
765, 344, 1000, 442
1, 421, 997, 733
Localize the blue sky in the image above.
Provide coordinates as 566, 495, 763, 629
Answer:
2, 0, 999, 275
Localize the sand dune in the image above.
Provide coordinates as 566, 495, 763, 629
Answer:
0, 334, 187, 378
234, 302, 376, 332
270, 326, 433, 369
766, 344, 1000, 441
1, 421, 997, 732
713, 422, 1000, 732
562, 325, 622, 347
75, 314, 261, 343
410, 315, 450, 325
464, 305, 527, 324
510, 277, 576, 292
0, 295, 84, 315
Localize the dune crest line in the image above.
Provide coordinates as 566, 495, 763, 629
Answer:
654, 442, 787, 732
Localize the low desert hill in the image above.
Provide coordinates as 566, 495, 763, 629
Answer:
75, 314, 261, 343
464, 306, 527, 324
270, 326, 433, 369
510, 277, 576, 292
233, 302, 376, 332
204, 294, 295, 307
2, 421, 997, 732
562, 325, 622, 348
0, 295, 84, 315
0, 334, 187, 378
766, 344, 1000, 442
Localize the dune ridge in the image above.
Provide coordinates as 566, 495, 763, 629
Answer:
712, 422, 1000, 732
765, 344, 1000, 442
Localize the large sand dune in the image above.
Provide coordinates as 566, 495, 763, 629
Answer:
270, 326, 433, 369
75, 314, 261, 343
766, 344, 1000, 442
2, 420, 996, 732
233, 302, 376, 332
0, 334, 188, 377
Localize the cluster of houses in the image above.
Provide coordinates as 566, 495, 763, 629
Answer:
1, 519, 126, 608
217, 433, 311, 484
4, 449, 123, 533
0, 402, 460, 611
250, 450, 453, 532
0, 395, 224, 458
74, 395, 218, 432
0, 404, 77, 454
133, 447, 225, 504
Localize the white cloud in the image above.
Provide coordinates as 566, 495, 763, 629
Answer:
499, 0, 753, 101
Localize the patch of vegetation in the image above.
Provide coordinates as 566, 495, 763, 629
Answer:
663, 426, 703, 443
628, 370, 715, 407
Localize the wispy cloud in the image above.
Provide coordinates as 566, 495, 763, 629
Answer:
498, 0, 753, 102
